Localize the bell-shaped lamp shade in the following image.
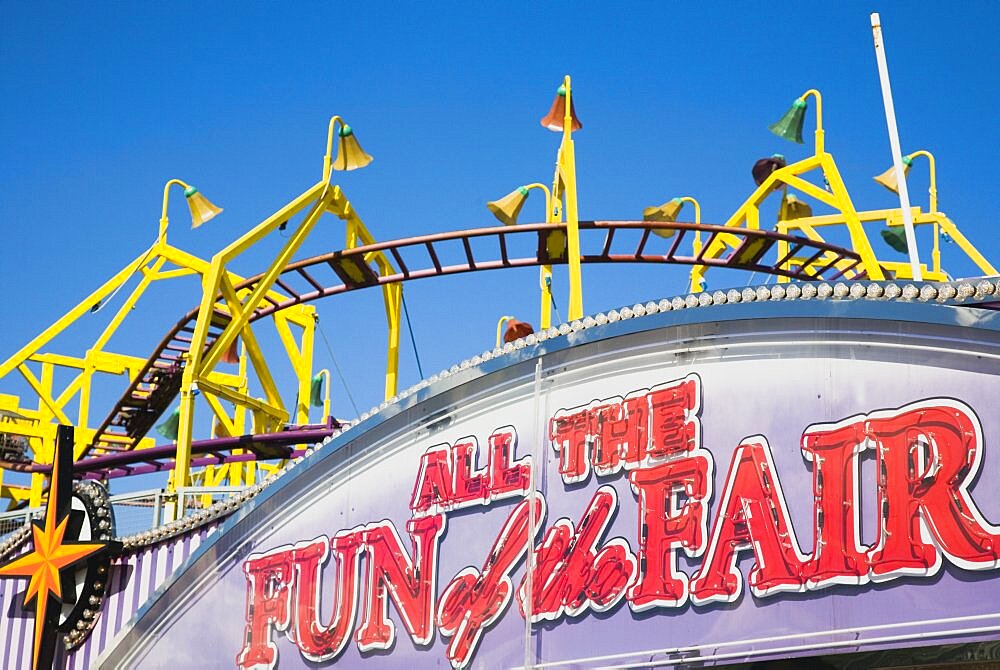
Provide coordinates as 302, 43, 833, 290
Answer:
642, 197, 684, 239
769, 98, 807, 144
156, 407, 181, 441
540, 85, 583, 132
220, 338, 240, 365
487, 187, 530, 226
779, 193, 813, 221
332, 124, 374, 171
880, 227, 909, 254
752, 154, 787, 188
503, 318, 535, 343
310, 373, 325, 407
873, 155, 913, 193
184, 186, 223, 229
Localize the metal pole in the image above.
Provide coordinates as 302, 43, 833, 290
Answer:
871, 12, 922, 281
523, 358, 544, 670
153, 490, 162, 528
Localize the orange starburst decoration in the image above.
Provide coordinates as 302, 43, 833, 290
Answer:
0, 427, 111, 670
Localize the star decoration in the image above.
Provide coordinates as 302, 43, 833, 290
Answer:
0, 426, 113, 670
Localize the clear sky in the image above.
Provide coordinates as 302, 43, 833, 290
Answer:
2, 1, 998, 431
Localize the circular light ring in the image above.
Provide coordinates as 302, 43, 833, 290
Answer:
60, 481, 116, 650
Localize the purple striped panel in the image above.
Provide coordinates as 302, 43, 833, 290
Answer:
58, 520, 221, 667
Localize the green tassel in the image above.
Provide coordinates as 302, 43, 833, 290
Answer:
880, 227, 909, 254
156, 407, 180, 441
769, 98, 807, 144
310, 373, 325, 407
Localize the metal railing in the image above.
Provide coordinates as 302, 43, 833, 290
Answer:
0, 485, 247, 542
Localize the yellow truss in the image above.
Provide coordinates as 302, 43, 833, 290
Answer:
0, 118, 404, 511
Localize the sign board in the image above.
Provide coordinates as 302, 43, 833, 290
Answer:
101, 301, 1000, 668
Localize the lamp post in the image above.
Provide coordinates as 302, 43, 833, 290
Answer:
642, 196, 704, 292
541, 76, 584, 322
158, 179, 223, 244
487, 183, 561, 329
487, 183, 552, 226
874, 149, 941, 272
874, 149, 937, 213
769, 89, 825, 156
322, 116, 373, 181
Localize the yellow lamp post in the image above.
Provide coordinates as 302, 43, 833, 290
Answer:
642, 196, 704, 292
158, 179, 223, 244
487, 184, 551, 226
769, 89, 824, 156
322, 116, 373, 181
874, 150, 939, 266
485, 77, 583, 328
487, 183, 561, 329
541, 76, 584, 323
873, 149, 937, 213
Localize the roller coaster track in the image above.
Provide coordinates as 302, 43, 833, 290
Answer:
1, 423, 339, 480
85, 220, 864, 459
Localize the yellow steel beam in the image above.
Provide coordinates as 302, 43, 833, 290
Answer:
560, 75, 583, 321
203, 392, 239, 437
336, 193, 402, 400
92, 257, 168, 352
780, 175, 840, 208
0, 481, 33, 508
199, 189, 332, 373
16, 365, 71, 426
174, 182, 329, 500
938, 217, 998, 276
148, 267, 198, 281
216, 276, 284, 408
273, 309, 317, 423
195, 377, 288, 425
818, 154, 883, 279
0, 244, 157, 379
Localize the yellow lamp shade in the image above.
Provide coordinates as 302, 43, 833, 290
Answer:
487, 187, 530, 226
642, 198, 684, 238
873, 155, 913, 193
779, 193, 813, 221
332, 124, 374, 171
540, 85, 582, 132
183, 186, 223, 229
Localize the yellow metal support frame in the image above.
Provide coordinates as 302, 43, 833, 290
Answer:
689, 89, 885, 293
171, 116, 402, 517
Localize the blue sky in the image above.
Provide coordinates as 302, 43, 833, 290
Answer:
2, 1, 998, 429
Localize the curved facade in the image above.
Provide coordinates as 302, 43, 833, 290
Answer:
84, 288, 1000, 669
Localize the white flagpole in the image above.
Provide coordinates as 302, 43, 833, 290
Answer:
871, 12, 922, 281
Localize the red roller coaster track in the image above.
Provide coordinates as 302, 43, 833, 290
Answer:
72, 220, 863, 470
